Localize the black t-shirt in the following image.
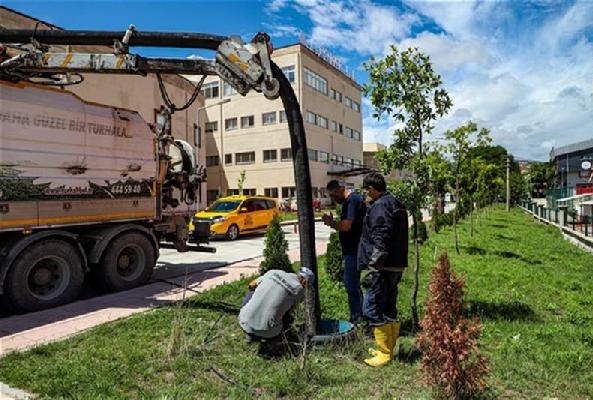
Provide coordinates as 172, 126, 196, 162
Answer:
339, 192, 366, 255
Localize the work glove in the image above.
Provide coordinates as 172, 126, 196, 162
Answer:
368, 248, 388, 270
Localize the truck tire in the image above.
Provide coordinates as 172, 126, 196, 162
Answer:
98, 232, 155, 291
226, 224, 240, 241
4, 239, 84, 313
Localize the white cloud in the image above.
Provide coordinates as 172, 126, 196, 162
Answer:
268, 0, 593, 161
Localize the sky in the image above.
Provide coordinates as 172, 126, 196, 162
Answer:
4, 0, 593, 161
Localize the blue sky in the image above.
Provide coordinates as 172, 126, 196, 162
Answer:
4, 0, 593, 161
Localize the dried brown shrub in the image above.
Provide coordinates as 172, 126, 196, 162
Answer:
416, 252, 489, 399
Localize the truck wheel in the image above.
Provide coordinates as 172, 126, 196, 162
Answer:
4, 239, 84, 313
99, 232, 155, 291
226, 224, 240, 241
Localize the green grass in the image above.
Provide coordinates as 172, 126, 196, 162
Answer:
1, 207, 593, 399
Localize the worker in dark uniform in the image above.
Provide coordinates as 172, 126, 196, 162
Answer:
358, 172, 408, 367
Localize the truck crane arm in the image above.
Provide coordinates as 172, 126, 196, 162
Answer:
0, 26, 279, 100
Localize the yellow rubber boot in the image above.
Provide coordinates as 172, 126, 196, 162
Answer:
364, 324, 392, 367
368, 323, 392, 357
391, 321, 401, 360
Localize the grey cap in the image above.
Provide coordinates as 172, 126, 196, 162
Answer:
297, 267, 315, 282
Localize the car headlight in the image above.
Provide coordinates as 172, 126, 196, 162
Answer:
212, 216, 227, 224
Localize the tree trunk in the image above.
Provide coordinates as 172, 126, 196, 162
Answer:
454, 177, 460, 255
411, 211, 420, 330
470, 208, 474, 236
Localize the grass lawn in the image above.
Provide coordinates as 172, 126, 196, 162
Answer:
1, 207, 592, 399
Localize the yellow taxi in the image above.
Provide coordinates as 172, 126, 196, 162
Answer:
189, 195, 280, 241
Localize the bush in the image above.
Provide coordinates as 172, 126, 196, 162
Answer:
324, 231, 343, 284
259, 214, 292, 274
416, 252, 489, 400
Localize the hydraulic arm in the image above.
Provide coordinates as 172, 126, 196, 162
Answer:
0, 26, 279, 99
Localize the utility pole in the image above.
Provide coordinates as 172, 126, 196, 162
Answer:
506, 155, 511, 211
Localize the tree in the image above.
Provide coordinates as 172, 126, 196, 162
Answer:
443, 122, 491, 253
364, 46, 452, 328
527, 161, 554, 198
259, 214, 292, 274
424, 145, 453, 232
324, 232, 343, 284
417, 252, 489, 399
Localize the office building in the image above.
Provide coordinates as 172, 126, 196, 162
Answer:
188, 42, 364, 205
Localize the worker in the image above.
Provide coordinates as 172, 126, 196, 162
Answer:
239, 267, 315, 345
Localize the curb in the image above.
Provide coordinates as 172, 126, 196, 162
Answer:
0, 382, 31, 400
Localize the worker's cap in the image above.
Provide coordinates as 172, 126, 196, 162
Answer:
297, 267, 315, 282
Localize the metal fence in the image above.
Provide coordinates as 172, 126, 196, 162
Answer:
520, 200, 593, 237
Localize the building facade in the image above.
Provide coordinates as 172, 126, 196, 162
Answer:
188, 43, 364, 205
550, 139, 593, 196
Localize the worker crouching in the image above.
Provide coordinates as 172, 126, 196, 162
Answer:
238, 267, 314, 356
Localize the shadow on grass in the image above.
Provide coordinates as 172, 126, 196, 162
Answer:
463, 246, 543, 265
185, 299, 241, 315
466, 245, 488, 255
466, 300, 538, 321
494, 234, 511, 240
489, 224, 508, 228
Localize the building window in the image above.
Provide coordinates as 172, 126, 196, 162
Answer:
344, 96, 353, 108
345, 127, 353, 138
225, 117, 238, 131
235, 151, 255, 165
319, 151, 329, 163
227, 189, 240, 196
223, 82, 237, 96
206, 155, 219, 167
241, 115, 254, 129
353, 101, 360, 112
330, 120, 337, 132
303, 67, 328, 95
243, 188, 256, 196
338, 155, 344, 165
201, 81, 219, 99
307, 148, 318, 162
338, 123, 343, 134
262, 112, 276, 125
281, 65, 296, 83
353, 130, 361, 141
306, 111, 317, 125
263, 149, 277, 162
331, 89, 342, 102
282, 186, 296, 198
345, 157, 353, 167
317, 115, 328, 129
225, 153, 233, 165
264, 187, 279, 198
331, 154, 338, 165
279, 110, 287, 123
281, 148, 292, 161
205, 121, 218, 133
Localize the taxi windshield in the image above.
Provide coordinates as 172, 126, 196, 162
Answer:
206, 200, 242, 212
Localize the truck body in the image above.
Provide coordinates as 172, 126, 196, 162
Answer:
0, 80, 209, 312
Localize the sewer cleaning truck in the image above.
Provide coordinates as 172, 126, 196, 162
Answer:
0, 27, 280, 312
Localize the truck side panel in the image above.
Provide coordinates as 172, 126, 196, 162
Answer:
0, 81, 157, 231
